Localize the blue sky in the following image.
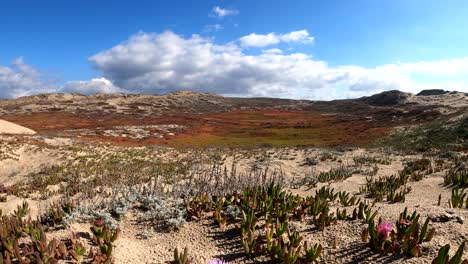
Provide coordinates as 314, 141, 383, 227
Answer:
1, 0, 468, 99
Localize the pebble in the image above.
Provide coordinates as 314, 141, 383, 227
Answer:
429, 213, 454, 222
442, 213, 454, 222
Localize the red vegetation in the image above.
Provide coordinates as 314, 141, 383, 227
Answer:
1, 107, 438, 148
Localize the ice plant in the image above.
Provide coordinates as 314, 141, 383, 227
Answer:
432, 242, 467, 264
174, 247, 191, 264
94, 219, 105, 227
377, 222, 393, 239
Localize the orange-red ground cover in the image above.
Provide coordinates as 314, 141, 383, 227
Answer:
1, 110, 401, 148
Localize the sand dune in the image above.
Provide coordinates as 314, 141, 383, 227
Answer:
0, 119, 36, 134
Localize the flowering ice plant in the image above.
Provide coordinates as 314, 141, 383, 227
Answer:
377, 222, 393, 239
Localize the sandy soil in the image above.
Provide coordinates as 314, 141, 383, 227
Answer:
0, 140, 465, 264
0, 119, 36, 134
406, 92, 467, 114
0, 91, 466, 263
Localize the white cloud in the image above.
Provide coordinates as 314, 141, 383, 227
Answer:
212, 6, 238, 18
240, 30, 314, 47
0, 58, 56, 98
88, 31, 331, 97
1, 31, 468, 100
263, 48, 283, 54
280, 30, 314, 43
203, 24, 223, 32
0, 59, 121, 98
240, 33, 280, 47
62, 78, 123, 94
382, 58, 468, 76
88, 31, 468, 99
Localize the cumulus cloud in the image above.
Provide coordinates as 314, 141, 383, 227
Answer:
62, 78, 123, 94
281, 30, 314, 43
240, 33, 280, 47
240, 30, 314, 47
88, 31, 468, 100
88, 31, 331, 98
212, 6, 238, 18
0, 59, 121, 98
0, 58, 56, 98
2, 31, 468, 99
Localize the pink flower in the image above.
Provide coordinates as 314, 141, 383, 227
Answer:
377, 222, 393, 239
208, 259, 228, 264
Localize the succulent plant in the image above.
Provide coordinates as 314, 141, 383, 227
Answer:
173, 247, 191, 264
56, 242, 67, 259
338, 191, 358, 207
39, 200, 76, 228
400, 158, 432, 180
353, 155, 391, 166
213, 199, 228, 228
70, 233, 86, 262
313, 206, 336, 231
444, 169, 467, 188
90, 219, 120, 246
267, 230, 303, 263
352, 201, 377, 224
303, 241, 322, 263
315, 186, 337, 202
316, 166, 353, 183
241, 228, 257, 257
387, 189, 407, 203
432, 242, 467, 264
13, 201, 29, 219
449, 188, 467, 208
365, 208, 435, 257
362, 174, 409, 202
336, 208, 348, 220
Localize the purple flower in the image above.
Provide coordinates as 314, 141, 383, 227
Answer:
208, 259, 229, 264
377, 222, 393, 239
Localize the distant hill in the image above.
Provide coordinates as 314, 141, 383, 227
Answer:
0, 90, 465, 149
358, 90, 410, 106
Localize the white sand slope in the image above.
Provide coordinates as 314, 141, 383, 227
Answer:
0, 119, 36, 134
